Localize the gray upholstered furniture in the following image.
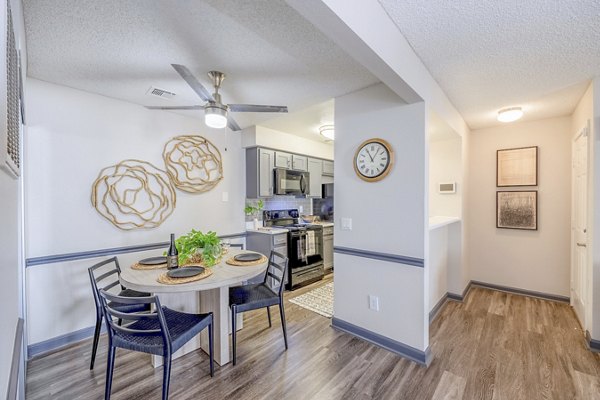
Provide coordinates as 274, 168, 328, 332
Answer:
229, 250, 288, 365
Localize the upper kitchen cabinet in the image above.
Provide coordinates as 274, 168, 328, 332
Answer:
246, 148, 275, 198
275, 151, 292, 169
307, 158, 323, 197
322, 160, 334, 176
292, 155, 308, 171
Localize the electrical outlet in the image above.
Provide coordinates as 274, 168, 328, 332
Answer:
299, 205, 304, 213
368, 295, 379, 311
341, 217, 352, 231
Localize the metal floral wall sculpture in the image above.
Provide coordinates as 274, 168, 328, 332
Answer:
163, 135, 223, 193
91, 159, 176, 230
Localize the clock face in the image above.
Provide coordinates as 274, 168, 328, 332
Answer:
354, 139, 393, 181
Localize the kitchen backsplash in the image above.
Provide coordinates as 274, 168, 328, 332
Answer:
245, 196, 313, 221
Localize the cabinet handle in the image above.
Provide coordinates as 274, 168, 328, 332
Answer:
577, 242, 587, 247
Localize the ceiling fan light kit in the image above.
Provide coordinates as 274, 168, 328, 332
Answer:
205, 104, 228, 129
145, 64, 288, 131
497, 107, 523, 123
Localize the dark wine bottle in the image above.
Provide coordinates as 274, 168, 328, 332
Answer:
167, 233, 179, 270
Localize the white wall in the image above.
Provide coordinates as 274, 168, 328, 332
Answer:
429, 136, 462, 218
333, 83, 427, 351
242, 125, 334, 160
25, 79, 246, 344
467, 116, 572, 297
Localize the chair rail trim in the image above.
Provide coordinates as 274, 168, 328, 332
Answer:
25, 232, 247, 267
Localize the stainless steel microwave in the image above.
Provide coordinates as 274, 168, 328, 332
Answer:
274, 168, 310, 196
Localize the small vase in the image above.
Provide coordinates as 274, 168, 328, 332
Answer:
253, 218, 260, 229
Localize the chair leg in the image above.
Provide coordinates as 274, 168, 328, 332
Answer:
90, 314, 102, 370
279, 303, 288, 350
162, 355, 172, 400
266, 306, 272, 327
231, 305, 237, 366
105, 345, 116, 400
208, 317, 214, 377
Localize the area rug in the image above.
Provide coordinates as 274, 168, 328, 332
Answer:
289, 282, 334, 318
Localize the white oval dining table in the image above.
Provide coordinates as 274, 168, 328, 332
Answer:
120, 249, 268, 366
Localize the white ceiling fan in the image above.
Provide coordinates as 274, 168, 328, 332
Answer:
145, 64, 288, 131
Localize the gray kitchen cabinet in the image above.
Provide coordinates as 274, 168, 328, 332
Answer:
292, 155, 308, 171
246, 232, 288, 284
275, 151, 292, 169
322, 160, 334, 176
307, 157, 323, 197
323, 226, 333, 271
246, 148, 274, 198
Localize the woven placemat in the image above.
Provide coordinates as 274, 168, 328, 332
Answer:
226, 254, 268, 267
131, 262, 167, 270
157, 266, 213, 285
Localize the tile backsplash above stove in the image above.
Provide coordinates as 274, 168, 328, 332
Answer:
246, 196, 312, 221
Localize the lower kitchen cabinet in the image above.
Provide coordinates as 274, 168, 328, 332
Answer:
246, 231, 288, 284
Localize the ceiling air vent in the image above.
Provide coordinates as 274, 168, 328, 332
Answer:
146, 86, 176, 100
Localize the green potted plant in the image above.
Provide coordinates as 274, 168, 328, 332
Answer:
167, 230, 222, 267
244, 200, 264, 229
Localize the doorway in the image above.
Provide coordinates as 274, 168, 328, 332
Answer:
571, 120, 589, 329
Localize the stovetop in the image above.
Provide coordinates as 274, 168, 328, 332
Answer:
263, 209, 322, 232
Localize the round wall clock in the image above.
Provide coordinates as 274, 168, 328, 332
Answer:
353, 138, 394, 182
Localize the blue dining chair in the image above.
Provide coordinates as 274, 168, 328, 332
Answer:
229, 250, 289, 365
98, 289, 214, 400
88, 257, 151, 370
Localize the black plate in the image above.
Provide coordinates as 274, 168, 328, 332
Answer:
139, 256, 167, 265
234, 253, 262, 262
167, 266, 205, 279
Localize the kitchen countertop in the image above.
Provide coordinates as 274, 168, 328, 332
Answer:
246, 227, 289, 235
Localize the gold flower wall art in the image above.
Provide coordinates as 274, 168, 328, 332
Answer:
162, 135, 223, 193
91, 159, 176, 230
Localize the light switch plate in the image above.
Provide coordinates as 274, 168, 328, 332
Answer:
222, 192, 229, 202
341, 217, 352, 230
368, 295, 379, 311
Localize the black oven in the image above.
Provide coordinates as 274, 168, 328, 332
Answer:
286, 225, 324, 290
263, 209, 325, 290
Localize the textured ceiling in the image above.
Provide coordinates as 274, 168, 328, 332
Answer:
260, 99, 334, 143
23, 0, 378, 132
378, 0, 600, 129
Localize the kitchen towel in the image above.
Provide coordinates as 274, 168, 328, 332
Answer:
306, 230, 316, 257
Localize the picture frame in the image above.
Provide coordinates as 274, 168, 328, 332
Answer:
496, 146, 537, 187
496, 191, 537, 230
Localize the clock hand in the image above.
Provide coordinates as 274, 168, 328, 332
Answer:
366, 150, 375, 162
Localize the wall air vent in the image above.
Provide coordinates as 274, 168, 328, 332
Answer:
146, 86, 176, 99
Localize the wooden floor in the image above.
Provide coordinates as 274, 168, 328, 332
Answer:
26, 277, 600, 399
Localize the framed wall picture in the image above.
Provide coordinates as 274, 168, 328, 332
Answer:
497, 146, 537, 187
497, 191, 537, 230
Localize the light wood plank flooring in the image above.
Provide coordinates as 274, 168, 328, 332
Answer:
26, 277, 600, 399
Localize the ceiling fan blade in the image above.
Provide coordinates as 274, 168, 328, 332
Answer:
227, 116, 242, 131
228, 104, 288, 113
145, 105, 204, 110
171, 64, 214, 102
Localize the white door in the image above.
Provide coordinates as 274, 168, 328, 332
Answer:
571, 122, 588, 327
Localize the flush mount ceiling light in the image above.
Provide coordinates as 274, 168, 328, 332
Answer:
319, 125, 335, 140
497, 107, 523, 123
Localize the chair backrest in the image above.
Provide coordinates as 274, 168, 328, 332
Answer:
263, 251, 288, 296
98, 289, 171, 348
88, 257, 123, 312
